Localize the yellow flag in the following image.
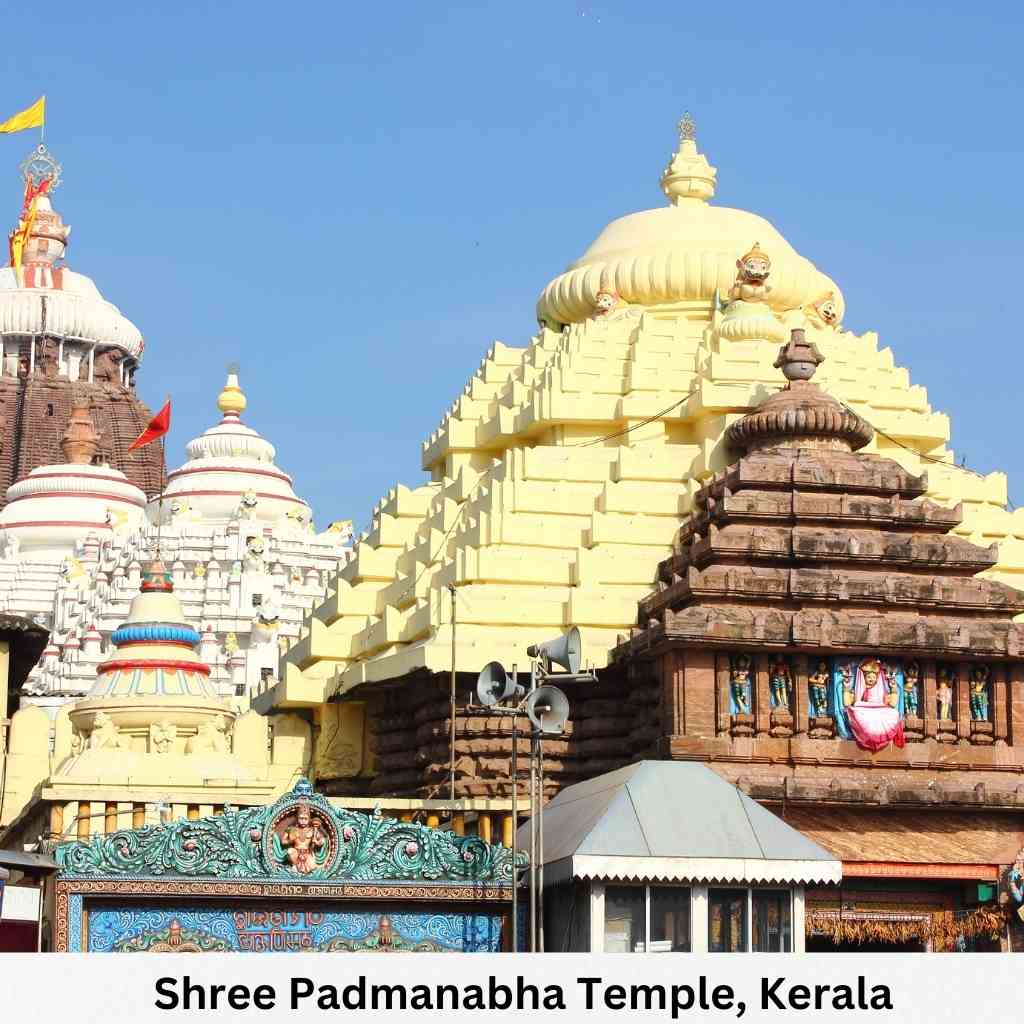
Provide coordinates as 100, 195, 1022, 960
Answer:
0, 96, 45, 134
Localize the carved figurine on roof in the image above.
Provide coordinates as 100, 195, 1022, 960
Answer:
718, 241, 787, 344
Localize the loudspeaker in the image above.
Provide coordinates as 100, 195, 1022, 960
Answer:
525, 685, 570, 735
476, 661, 524, 707
526, 626, 582, 674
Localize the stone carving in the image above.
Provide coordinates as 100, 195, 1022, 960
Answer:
768, 657, 791, 711
729, 243, 772, 302
89, 711, 127, 751
804, 290, 840, 329
235, 490, 259, 520
186, 718, 229, 755
937, 667, 955, 721
104, 507, 130, 531
168, 497, 200, 523
808, 659, 830, 718
273, 797, 329, 874
968, 665, 991, 721
251, 604, 280, 646
729, 654, 752, 714
150, 719, 177, 754
903, 660, 921, 718
55, 779, 523, 884
223, 632, 239, 655
244, 535, 266, 572
834, 657, 905, 752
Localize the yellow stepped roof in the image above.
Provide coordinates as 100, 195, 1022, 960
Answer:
263, 118, 1024, 715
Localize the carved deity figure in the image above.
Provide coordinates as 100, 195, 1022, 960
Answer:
278, 800, 327, 874
903, 661, 921, 718
251, 605, 280, 646
1008, 855, 1024, 923
969, 665, 991, 721
803, 291, 840, 330
244, 535, 266, 573
150, 719, 177, 754
729, 243, 773, 302
937, 667, 955, 721
235, 489, 259, 521
89, 711, 127, 751
186, 718, 229, 755
769, 658, 791, 711
729, 655, 752, 714
840, 657, 905, 752
808, 659, 830, 718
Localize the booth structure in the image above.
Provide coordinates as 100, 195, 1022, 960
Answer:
53, 779, 525, 952
0, 849, 58, 951
533, 762, 841, 952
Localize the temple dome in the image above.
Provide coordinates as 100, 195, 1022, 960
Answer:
0, 397, 146, 559
0, 196, 144, 360
536, 121, 842, 327
156, 370, 312, 527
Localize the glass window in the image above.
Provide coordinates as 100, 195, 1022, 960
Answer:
752, 890, 791, 952
603, 886, 645, 953
650, 887, 691, 952
709, 889, 747, 952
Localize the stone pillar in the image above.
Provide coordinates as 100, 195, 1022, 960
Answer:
793, 656, 809, 737
714, 653, 731, 737
956, 664, 971, 742
681, 649, 715, 739
104, 803, 117, 833
754, 655, 771, 737
77, 802, 90, 840
923, 660, 938, 739
992, 664, 1009, 746
1009, 664, 1024, 747
660, 651, 684, 738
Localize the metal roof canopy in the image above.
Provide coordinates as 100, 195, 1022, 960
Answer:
524, 761, 841, 887
0, 849, 58, 874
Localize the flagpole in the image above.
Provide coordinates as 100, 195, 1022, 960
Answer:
155, 394, 169, 559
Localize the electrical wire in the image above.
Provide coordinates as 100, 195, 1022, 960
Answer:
837, 399, 1018, 510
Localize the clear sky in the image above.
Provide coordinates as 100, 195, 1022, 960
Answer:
3, 1, 1024, 528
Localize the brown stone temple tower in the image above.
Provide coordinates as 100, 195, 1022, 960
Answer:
601, 329, 1024, 949
0, 145, 164, 504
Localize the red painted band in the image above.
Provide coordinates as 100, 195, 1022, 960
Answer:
167, 465, 293, 485
97, 658, 211, 676
165, 488, 307, 506
0, 520, 112, 529
6, 490, 146, 508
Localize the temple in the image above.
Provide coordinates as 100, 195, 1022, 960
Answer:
4, 115, 1024, 952
257, 117, 1024, 949
0, 145, 164, 501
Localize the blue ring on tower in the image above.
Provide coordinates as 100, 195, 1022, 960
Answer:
111, 623, 201, 647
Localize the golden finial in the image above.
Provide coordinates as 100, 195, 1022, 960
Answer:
678, 111, 697, 144
217, 362, 247, 419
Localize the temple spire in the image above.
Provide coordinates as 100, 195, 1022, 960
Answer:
217, 364, 247, 423
660, 111, 717, 205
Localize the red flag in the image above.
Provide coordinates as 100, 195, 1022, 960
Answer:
128, 399, 171, 451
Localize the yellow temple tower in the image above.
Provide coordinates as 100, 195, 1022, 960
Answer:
258, 116, 1024, 797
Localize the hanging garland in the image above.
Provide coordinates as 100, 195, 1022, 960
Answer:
807, 906, 1006, 948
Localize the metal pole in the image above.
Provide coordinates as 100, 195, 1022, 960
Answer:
537, 730, 546, 953
510, 714, 518, 953
528, 661, 538, 952
448, 583, 456, 802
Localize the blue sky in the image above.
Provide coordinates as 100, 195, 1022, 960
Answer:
4, 1, 1024, 526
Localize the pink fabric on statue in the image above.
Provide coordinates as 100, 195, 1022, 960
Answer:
845, 660, 905, 752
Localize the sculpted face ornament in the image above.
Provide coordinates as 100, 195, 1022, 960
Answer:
815, 292, 839, 326
593, 290, 620, 317
738, 243, 771, 285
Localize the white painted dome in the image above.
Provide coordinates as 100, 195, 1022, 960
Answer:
0, 197, 145, 359
155, 371, 312, 527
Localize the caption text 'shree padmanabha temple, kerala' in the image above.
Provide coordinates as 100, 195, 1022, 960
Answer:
2, 116, 1024, 952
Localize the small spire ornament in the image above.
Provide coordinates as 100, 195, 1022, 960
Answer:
678, 110, 697, 144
